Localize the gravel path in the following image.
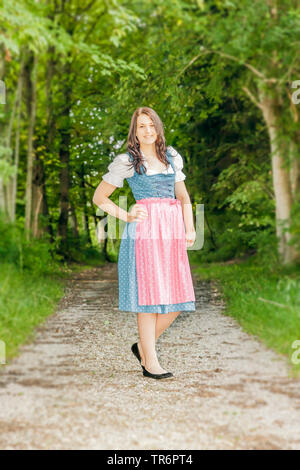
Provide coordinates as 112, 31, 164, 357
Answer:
0, 263, 300, 450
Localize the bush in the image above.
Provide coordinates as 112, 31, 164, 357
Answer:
193, 210, 277, 264
248, 228, 279, 267
0, 214, 62, 274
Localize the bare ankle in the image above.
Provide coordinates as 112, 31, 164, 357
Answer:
144, 361, 167, 374
137, 342, 145, 364
145, 358, 160, 369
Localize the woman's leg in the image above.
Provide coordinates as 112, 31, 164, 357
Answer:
137, 313, 169, 374
137, 311, 181, 373
155, 311, 181, 341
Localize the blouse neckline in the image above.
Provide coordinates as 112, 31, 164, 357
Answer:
140, 149, 173, 175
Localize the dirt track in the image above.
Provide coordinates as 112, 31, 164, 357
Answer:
0, 263, 300, 450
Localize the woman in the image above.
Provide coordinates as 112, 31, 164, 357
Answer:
93, 107, 196, 380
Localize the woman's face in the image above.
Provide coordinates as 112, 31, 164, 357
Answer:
136, 114, 158, 146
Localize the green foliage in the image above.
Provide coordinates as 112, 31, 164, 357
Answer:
65, 231, 106, 264
290, 197, 300, 253
0, 156, 16, 182
201, 226, 257, 262
248, 228, 279, 266
211, 157, 275, 230
193, 210, 278, 265
0, 214, 62, 274
1, 0, 300, 270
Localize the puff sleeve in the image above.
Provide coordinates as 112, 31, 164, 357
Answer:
167, 146, 186, 183
102, 153, 134, 188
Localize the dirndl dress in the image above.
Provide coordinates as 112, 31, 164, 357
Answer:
117, 148, 196, 314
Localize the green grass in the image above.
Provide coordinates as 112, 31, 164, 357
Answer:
0, 212, 107, 366
0, 263, 66, 363
190, 254, 300, 378
0, 253, 106, 365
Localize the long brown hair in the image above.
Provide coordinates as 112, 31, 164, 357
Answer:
126, 107, 169, 175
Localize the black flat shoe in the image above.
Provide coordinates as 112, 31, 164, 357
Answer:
131, 343, 145, 370
142, 368, 173, 380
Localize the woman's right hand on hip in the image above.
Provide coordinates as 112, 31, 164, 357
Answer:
127, 204, 148, 223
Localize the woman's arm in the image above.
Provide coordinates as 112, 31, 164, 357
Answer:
92, 180, 148, 223
93, 180, 130, 222
174, 181, 196, 247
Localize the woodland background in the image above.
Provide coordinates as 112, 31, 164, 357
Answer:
0, 0, 300, 373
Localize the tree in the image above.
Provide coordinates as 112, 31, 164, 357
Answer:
182, 0, 300, 264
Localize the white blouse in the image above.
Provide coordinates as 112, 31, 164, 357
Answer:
102, 145, 186, 188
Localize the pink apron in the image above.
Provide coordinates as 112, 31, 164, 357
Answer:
135, 197, 196, 306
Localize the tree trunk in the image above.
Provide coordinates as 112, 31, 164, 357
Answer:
32, 155, 47, 238
69, 204, 80, 240
57, 58, 72, 255
97, 216, 111, 261
46, 45, 56, 156
11, 55, 25, 222
24, 51, 38, 238
0, 45, 21, 218
57, 128, 71, 253
42, 45, 57, 242
80, 163, 92, 244
289, 142, 300, 200
259, 89, 298, 264
0, 43, 5, 81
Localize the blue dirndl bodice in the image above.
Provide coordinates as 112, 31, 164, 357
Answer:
125, 148, 176, 200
